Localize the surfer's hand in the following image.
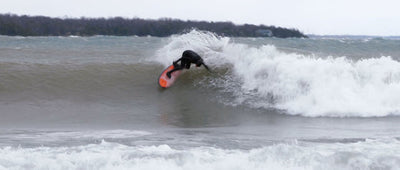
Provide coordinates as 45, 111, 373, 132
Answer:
203, 64, 210, 72
166, 72, 171, 79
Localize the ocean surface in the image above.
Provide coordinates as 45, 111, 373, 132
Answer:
1, 30, 400, 169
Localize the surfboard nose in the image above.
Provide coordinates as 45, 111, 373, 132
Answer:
159, 79, 168, 88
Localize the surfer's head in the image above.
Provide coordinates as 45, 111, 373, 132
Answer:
196, 60, 203, 67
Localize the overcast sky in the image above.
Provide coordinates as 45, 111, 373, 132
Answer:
1, 0, 399, 36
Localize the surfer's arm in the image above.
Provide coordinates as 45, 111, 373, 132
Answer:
166, 64, 184, 78
203, 63, 210, 71
200, 62, 210, 72
173, 58, 182, 66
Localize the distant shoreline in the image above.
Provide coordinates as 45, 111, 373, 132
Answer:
0, 14, 307, 38
308, 34, 400, 39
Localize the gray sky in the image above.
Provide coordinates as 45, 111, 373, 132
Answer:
1, 0, 399, 35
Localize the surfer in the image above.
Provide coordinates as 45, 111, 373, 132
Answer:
166, 50, 210, 78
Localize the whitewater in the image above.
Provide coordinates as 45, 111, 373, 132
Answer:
1, 31, 400, 169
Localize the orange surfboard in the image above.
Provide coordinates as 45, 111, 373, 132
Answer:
158, 65, 182, 88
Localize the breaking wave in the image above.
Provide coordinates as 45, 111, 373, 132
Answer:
152, 30, 400, 117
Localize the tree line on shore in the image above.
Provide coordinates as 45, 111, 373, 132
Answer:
0, 14, 307, 38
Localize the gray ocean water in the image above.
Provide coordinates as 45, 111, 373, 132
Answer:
1, 31, 400, 169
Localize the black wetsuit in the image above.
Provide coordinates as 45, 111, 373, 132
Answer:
167, 50, 209, 78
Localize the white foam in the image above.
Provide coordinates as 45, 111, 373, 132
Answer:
9, 130, 151, 141
153, 30, 400, 117
152, 30, 230, 66
0, 139, 399, 170
226, 46, 400, 117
